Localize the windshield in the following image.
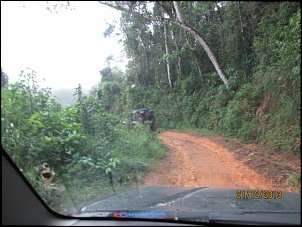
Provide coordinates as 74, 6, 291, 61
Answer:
1, 1, 301, 225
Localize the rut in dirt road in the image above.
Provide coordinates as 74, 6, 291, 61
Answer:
142, 131, 275, 189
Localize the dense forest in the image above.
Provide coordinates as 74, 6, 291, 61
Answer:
1, 1, 300, 213
97, 1, 300, 153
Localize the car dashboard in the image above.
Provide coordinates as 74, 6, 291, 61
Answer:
2, 152, 204, 226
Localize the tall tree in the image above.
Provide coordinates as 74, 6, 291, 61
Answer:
99, 1, 229, 88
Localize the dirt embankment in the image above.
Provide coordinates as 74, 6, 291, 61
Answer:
141, 131, 301, 193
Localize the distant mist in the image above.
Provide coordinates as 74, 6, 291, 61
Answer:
52, 88, 77, 107
52, 87, 92, 107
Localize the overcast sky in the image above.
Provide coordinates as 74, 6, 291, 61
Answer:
1, 1, 127, 90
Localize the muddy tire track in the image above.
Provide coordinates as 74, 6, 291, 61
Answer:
142, 131, 278, 190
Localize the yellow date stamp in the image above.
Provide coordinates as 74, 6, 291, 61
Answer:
236, 190, 282, 199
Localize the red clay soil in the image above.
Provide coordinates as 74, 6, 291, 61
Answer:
141, 131, 301, 193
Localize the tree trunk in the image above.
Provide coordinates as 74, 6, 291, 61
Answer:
173, 1, 228, 88
138, 32, 147, 86
164, 27, 172, 87
163, 10, 172, 87
171, 28, 182, 82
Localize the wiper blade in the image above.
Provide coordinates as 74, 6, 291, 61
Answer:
71, 209, 300, 225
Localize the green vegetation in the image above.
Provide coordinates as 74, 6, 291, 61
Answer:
1, 1, 300, 213
1, 69, 165, 212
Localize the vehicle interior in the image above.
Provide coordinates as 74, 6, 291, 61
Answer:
2, 150, 201, 226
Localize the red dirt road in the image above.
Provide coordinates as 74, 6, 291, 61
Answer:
141, 131, 301, 192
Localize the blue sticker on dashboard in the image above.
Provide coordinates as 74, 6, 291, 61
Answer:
113, 211, 167, 219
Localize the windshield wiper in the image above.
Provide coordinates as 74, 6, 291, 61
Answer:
71, 209, 300, 225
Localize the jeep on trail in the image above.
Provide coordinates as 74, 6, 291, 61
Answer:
128, 108, 156, 131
